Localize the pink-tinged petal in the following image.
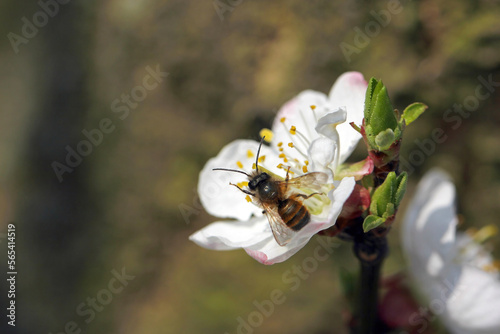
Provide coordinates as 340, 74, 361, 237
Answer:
198, 139, 282, 221
244, 177, 355, 265
335, 157, 374, 181
328, 72, 368, 163
189, 217, 271, 250
402, 169, 457, 277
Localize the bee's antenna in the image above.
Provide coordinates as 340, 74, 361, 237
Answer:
255, 136, 265, 173
212, 168, 250, 177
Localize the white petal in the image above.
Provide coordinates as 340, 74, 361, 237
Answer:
328, 72, 368, 163
244, 177, 355, 265
442, 265, 500, 334
271, 91, 329, 162
189, 217, 271, 250
198, 139, 282, 221
402, 169, 458, 276
307, 137, 336, 180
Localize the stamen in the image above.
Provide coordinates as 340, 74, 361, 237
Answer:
236, 161, 243, 169
277, 142, 283, 147
245, 195, 252, 202
289, 126, 297, 135
302, 165, 308, 173
246, 150, 254, 158
277, 163, 284, 169
258, 155, 266, 163
237, 181, 249, 188
469, 225, 498, 244
304, 160, 309, 166
259, 128, 273, 142
279, 147, 284, 152
280, 117, 286, 123
288, 142, 294, 148
252, 163, 256, 170
310, 105, 318, 123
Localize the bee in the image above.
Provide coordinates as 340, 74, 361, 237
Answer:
213, 138, 327, 246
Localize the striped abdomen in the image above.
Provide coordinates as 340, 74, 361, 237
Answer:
278, 198, 310, 231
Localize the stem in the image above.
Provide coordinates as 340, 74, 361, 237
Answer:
357, 258, 383, 334
351, 231, 388, 334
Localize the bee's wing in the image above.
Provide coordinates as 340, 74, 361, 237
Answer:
261, 202, 295, 246
286, 172, 328, 192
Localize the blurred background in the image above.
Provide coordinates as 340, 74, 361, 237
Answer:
0, 0, 499, 333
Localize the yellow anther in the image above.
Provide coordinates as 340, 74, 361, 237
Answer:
283, 157, 288, 162
245, 195, 252, 202
289, 126, 296, 135
279, 153, 286, 159
310, 105, 316, 110
246, 150, 254, 158
280, 117, 286, 123
302, 165, 308, 173
279, 147, 284, 152
277, 163, 284, 169
304, 160, 309, 166
277, 142, 283, 147
236, 161, 243, 169
252, 163, 256, 170
237, 181, 249, 188
288, 142, 294, 148
259, 128, 273, 142
258, 155, 266, 163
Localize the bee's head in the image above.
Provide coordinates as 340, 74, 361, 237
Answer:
248, 172, 270, 191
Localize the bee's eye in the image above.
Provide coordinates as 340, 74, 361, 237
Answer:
248, 180, 257, 190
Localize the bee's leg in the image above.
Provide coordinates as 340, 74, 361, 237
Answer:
296, 192, 323, 200
229, 183, 255, 196
284, 166, 291, 193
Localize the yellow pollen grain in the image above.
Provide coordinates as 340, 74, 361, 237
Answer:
246, 150, 254, 158
304, 160, 309, 166
280, 117, 286, 123
302, 165, 308, 173
245, 195, 252, 202
259, 128, 273, 142
289, 126, 296, 135
236, 161, 243, 169
288, 142, 294, 148
258, 155, 266, 163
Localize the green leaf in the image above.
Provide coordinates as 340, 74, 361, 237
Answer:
375, 128, 395, 151
394, 172, 408, 206
401, 102, 428, 126
369, 171, 396, 216
363, 215, 386, 232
